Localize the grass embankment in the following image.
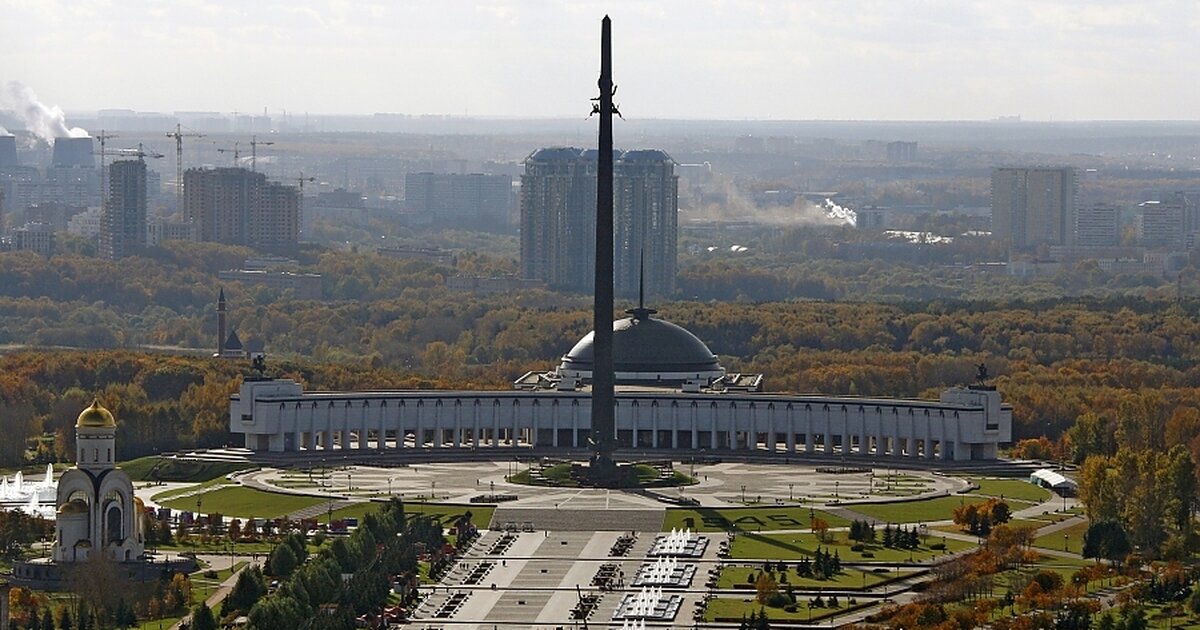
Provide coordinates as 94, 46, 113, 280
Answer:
729, 531, 973, 562
159, 485, 324, 519
705, 596, 869, 623
717, 564, 909, 590
1031, 519, 1090, 554
328, 501, 495, 527
845, 495, 975, 524
966, 478, 1051, 503
134, 616, 184, 630
663, 507, 849, 532
121, 456, 252, 483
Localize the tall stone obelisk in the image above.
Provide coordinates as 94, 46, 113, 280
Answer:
590, 15, 617, 473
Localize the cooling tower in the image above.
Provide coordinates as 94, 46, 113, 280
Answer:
51, 137, 95, 168
0, 135, 16, 168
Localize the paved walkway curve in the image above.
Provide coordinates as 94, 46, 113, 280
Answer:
169, 558, 260, 630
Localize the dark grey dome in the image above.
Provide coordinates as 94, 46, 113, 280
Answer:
559, 311, 722, 375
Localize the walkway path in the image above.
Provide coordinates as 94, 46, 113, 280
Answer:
169, 558, 258, 630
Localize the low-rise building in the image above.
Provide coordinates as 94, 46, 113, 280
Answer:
11, 222, 55, 256
217, 269, 324, 300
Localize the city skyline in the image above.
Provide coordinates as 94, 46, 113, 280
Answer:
2, 1, 1199, 121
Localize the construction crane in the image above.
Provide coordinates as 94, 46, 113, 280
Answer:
93, 144, 164, 207
96, 144, 166, 161
95, 130, 118, 201
249, 135, 274, 172
292, 173, 316, 191
166, 124, 204, 214
216, 142, 241, 166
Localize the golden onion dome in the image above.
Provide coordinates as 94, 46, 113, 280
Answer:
76, 399, 116, 429
57, 499, 90, 515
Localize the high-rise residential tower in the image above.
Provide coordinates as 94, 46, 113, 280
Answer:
991, 167, 1077, 251
519, 148, 678, 296
520, 148, 598, 291
99, 159, 147, 259
184, 167, 300, 251
614, 150, 678, 297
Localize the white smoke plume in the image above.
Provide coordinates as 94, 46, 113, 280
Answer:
0, 125, 9, 136
685, 180, 857, 227
2, 82, 88, 142
821, 198, 857, 227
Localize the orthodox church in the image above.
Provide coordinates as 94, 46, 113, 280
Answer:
53, 400, 145, 563
11, 401, 193, 588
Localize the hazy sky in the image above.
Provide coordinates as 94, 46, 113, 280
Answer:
2, 0, 1198, 121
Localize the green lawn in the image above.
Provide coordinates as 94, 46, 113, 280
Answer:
1142, 603, 1200, 629
150, 477, 231, 502
327, 501, 495, 528
718, 564, 909, 590
134, 616, 184, 630
160, 485, 323, 519
845, 495, 975, 524
1031, 520, 1089, 555
663, 506, 849, 532
966, 478, 1052, 503
705, 596, 868, 623
121, 456, 252, 482
729, 530, 974, 562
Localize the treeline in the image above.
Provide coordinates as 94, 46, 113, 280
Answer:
0, 350, 448, 467
7, 243, 1200, 449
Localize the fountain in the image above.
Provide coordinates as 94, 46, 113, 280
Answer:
615, 584, 683, 622
1, 464, 58, 517
649, 527, 707, 558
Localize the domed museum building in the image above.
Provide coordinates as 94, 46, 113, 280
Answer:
230, 305, 1011, 462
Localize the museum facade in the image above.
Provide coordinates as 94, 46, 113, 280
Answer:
230, 308, 1011, 461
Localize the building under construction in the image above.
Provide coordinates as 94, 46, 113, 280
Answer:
184, 167, 300, 252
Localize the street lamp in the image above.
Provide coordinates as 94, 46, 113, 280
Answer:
789, 483, 794, 502
194, 497, 202, 556
741, 485, 746, 504
835, 481, 839, 499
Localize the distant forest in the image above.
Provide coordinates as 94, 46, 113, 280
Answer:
1, 240, 1200, 470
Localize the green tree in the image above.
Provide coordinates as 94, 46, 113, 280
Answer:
267, 542, 298, 578
190, 601, 217, 630
1081, 520, 1131, 567
221, 566, 267, 617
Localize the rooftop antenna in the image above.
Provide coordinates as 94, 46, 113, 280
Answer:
626, 247, 656, 320
639, 249, 644, 310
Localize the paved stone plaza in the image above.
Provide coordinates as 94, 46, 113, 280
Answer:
229, 461, 965, 627
241, 460, 966, 527
410, 529, 721, 629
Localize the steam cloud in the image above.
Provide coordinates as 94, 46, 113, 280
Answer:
688, 181, 857, 227
0, 125, 9, 136
2, 82, 89, 142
